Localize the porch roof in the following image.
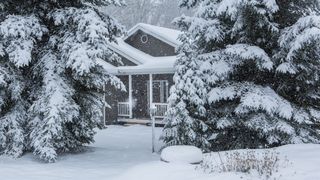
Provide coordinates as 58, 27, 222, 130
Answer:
98, 56, 176, 75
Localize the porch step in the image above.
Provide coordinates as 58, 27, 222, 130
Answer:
117, 118, 165, 127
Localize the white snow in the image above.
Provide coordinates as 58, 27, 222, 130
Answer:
160, 145, 203, 164
0, 125, 320, 180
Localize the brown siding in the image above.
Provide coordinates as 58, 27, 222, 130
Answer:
125, 30, 176, 57
104, 75, 129, 124
104, 84, 119, 125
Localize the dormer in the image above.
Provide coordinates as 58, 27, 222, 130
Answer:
124, 23, 181, 57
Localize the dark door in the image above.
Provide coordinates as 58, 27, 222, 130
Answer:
132, 75, 149, 119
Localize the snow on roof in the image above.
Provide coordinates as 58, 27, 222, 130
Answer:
115, 56, 176, 75
99, 39, 176, 75
126, 23, 182, 47
98, 23, 181, 75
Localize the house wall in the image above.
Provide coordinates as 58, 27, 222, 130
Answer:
125, 30, 176, 57
104, 75, 129, 124
104, 84, 119, 124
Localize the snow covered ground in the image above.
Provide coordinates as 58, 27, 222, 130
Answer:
0, 125, 319, 180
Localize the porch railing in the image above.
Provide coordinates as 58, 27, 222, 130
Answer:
153, 103, 168, 118
117, 102, 168, 118
118, 102, 130, 117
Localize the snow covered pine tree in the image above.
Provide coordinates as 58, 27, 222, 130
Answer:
163, 0, 320, 151
0, 0, 125, 162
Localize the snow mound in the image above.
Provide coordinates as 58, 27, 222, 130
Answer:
160, 145, 203, 164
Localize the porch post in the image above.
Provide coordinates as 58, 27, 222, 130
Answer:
149, 74, 153, 111
149, 73, 156, 153
129, 74, 133, 119
103, 84, 106, 126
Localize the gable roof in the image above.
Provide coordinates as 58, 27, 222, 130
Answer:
125, 23, 182, 48
98, 23, 182, 75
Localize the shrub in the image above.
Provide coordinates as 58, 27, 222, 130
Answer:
197, 149, 289, 179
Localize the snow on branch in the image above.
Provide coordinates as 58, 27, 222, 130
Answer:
208, 85, 238, 103
0, 66, 8, 87
179, 0, 199, 8
216, 0, 279, 20
0, 15, 46, 39
37, 52, 80, 123
224, 44, 273, 70
0, 44, 4, 57
279, 15, 320, 49
208, 83, 294, 120
277, 15, 320, 73
81, 0, 125, 6
0, 102, 25, 158
199, 44, 273, 84
0, 15, 47, 67
29, 52, 80, 162
50, 7, 124, 76
245, 114, 295, 140
188, 18, 226, 43
235, 85, 293, 119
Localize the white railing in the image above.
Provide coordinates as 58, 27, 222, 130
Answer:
118, 102, 130, 117
118, 102, 168, 118
153, 103, 168, 118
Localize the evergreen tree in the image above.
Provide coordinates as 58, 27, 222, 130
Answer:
162, 33, 209, 149
163, 0, 320, 151
0, 0, 125, 162
275, 14, 320, 142
0, 61, 26, 158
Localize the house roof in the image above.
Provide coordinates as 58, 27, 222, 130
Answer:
98, 23, 182, 75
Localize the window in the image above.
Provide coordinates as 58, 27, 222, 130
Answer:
140, 34, 148, 44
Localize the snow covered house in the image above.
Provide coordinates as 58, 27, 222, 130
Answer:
99, 23, 181, 125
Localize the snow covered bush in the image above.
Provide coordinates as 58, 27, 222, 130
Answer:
162, 0, 320, 151
0, 0, 125, 162
198, 150, 287, 180
160, 145, 203, 164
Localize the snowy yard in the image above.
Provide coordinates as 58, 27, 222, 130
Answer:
0, 125, 319, 180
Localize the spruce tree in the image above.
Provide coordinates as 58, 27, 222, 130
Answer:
0, 0, 125, 162
163, 0, 320, 151
162, 33, 209, 149
0, 60, 26, 158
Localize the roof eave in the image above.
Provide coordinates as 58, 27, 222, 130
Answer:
114, 68, 175, 75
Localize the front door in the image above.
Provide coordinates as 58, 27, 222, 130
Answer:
132, 75, 149, 119
147, 80, 169, 104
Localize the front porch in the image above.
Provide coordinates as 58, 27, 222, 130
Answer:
104, 73, 174, 125
117, 102, 169, 119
